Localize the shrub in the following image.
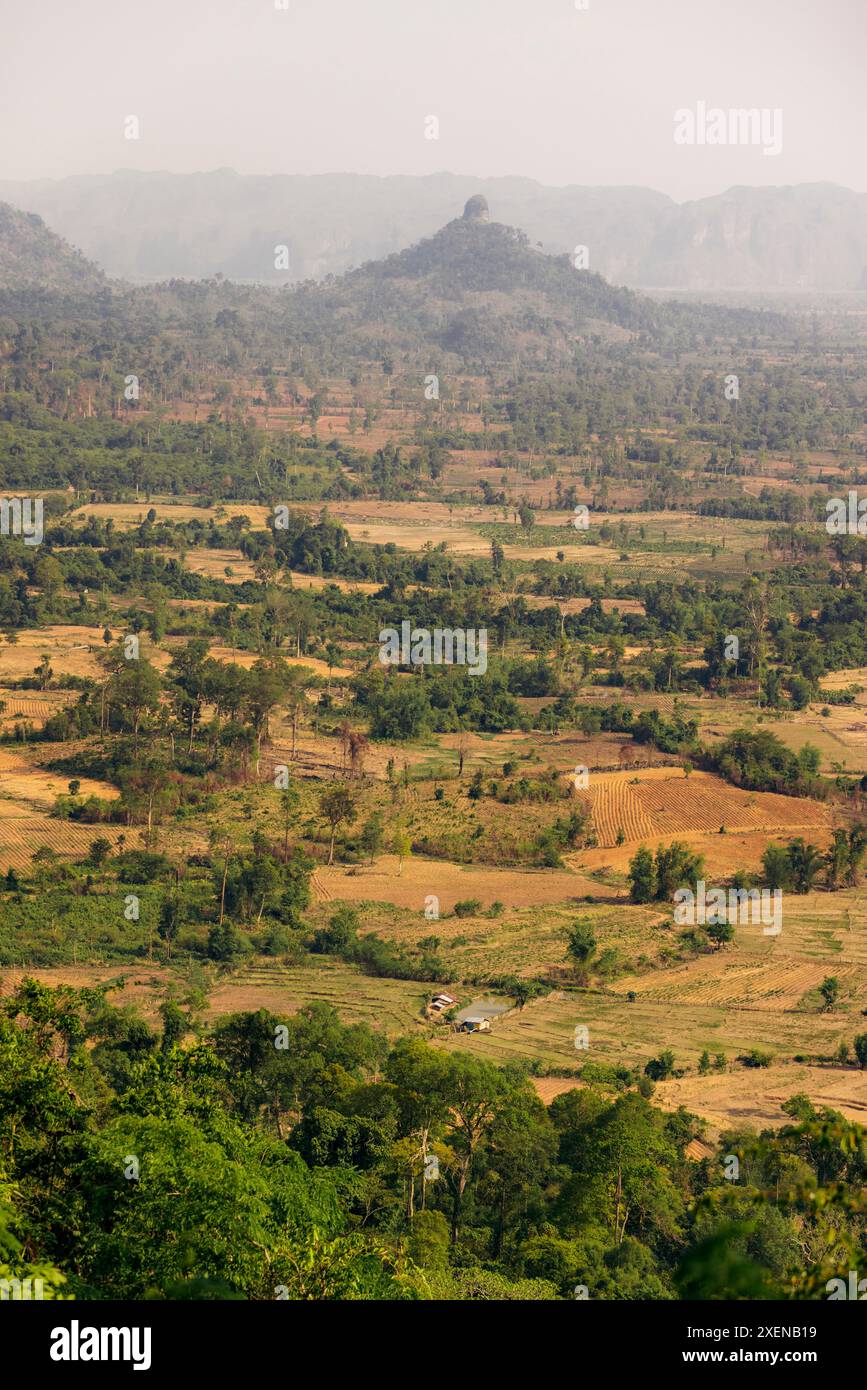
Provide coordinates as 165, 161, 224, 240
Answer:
453, 899, 482, 918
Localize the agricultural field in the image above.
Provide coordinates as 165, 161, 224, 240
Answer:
0, 625, 119, 679
0, 746, 118, 810
439, 984, 865, 1132
765, 710, 867, 774
0, 688, 75, 729
581, 768, 832, 849
179, 548, 258, 582
311, 853, 602, 913
67, 500, 272, 529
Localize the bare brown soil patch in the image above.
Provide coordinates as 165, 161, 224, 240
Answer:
0, 627, 119, 680
313, 853, 597, 912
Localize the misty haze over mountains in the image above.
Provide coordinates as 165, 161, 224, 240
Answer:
1, 170, 866, 294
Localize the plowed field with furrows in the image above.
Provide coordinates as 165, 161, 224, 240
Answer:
586, 770, 829, 847
0, 819, 127, 870
635, 775, 828, 837
0, 692, 74, 720
586, 779, 654, 845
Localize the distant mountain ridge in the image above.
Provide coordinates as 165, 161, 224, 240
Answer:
1, 171, 866, 292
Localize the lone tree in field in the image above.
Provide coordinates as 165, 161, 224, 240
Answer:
113, 656, 162, 754
654, 842, 703, 901
319, 784, 357, 866
762, 842, 790, 890
645, 1050, 676, 1081
787, 838, 824, 894
392, 828, 412, 876
819, 976, 840, 1011
157, 895, 183, 959
564, 918, 597, 970
34, 654, 53, 691
707, 919, 735, 950
360, 812, 384, 865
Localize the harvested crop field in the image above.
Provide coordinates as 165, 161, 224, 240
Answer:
0, 959, 432, 1039
656, 1064, 867, 1132
529, 1065, 867, 1133
208, 647, 353, 678
311, 853, 599, 912
0, 626, 119, 680
0, 748, 119, 809
0, 690, 75, 726
612, 952, 866, 1013
287, 571, 381, 595
208, 958, 431, 1035
581, 768, 830, 848
68, 501, 271, 529
0, 818, 127, 871
179, 549, 257, 582
437, 986, 860, 1095
766, 711, 867, 773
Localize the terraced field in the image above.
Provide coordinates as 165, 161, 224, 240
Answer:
613, 954, 864, 1012
316, 894, 663, 981
312, 852, 601, 912
437, 986, 854, 1078
208, 958, 431, 1036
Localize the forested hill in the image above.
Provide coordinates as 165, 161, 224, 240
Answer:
343, 215, 657, 331
0, 201, 105, 294
285, 211, 785, 364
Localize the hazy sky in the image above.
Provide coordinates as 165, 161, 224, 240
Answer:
1, 0, 864, 199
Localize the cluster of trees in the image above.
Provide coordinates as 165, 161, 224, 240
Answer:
310, 905, 449, 982
0, 827, 312, 968
762, 827, 867, 894
36, 639, 310, 784
712, 730, 824, 797
626, 824, 867, 923
628, 842, 704, 905
355, 666, 526, 739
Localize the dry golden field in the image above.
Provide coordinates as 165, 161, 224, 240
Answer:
179, 548, 257, 582
68, 501, 271, 529
0, 689, 75, 729
578, 768, 831, 849
765, 706, 867, 774
0, 746, 123, 871
438, 984, 866, 1127
0, 626, 121, 680
311, 853, 601, 913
